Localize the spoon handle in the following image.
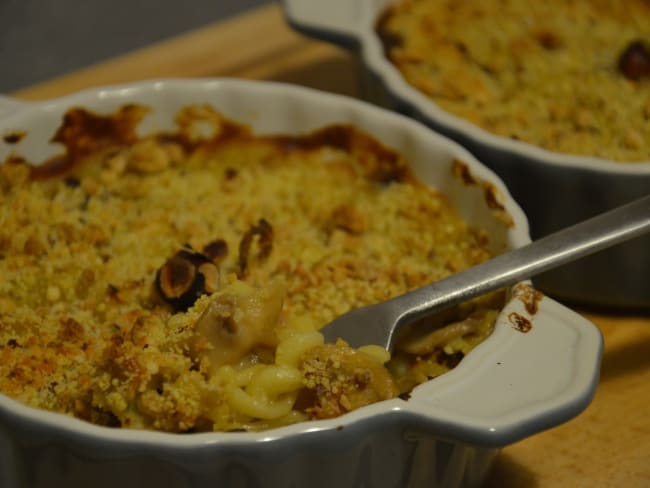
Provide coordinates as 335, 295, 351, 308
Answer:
391, 194, 650, 330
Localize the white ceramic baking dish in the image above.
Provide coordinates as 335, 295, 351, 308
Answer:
282, 0, 650, 309
0, 79, 601, 488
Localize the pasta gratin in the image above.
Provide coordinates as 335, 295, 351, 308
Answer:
0, 104, 503, 432
377, 0, 650, 162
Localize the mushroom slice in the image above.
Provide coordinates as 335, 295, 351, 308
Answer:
396, 317, 483, 355
192, 280, 285, 372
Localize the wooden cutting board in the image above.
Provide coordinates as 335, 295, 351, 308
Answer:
12, 4, 650, 487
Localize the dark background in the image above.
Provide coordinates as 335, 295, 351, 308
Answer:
0, 0, 273, 93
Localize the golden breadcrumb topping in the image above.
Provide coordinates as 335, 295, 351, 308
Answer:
0, 104, 502, 432
378, 0, 650, 161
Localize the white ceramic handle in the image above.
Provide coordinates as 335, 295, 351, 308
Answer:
0, 95, 28, 120
408, 295, 603, 446
281, 0, 362, 47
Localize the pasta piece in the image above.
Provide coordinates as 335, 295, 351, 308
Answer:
275, 331, 325, 368
225, 366, 302, 420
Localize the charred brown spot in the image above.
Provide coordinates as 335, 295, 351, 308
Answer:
89, 409, 122, 428
512, 283, 544, 315
149, 133, 195, 158
535, 31, 562, 50
452, 159, 510, 222
64, 176, 81, 188
508, 312, 532, 333
294, 387, 319, 411
452, 159, 477, 185
23, 234, 46, 257
238, 219, 274, 278
174, 104, 250, 147
30, 104, 149, 180
330, 204, 367, 234
437, 349, 465, 369
106, 283, 120, 297
484, 183, 506, 212
618, 40, 650, 80
156, 248, 220, 312
75, 269, 95, 298
3, 130, 26, 144
58, 317, 84, 342
271, 125, 411, 184
273, 125, 355, 153
353, 370, 372, 390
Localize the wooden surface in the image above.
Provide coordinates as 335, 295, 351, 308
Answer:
12, 4, 650, 487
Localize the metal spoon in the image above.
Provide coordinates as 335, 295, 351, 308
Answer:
320, 194, 650, 351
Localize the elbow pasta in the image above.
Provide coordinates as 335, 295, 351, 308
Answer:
0, 104, 504, 432
225, 371, 300, 421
